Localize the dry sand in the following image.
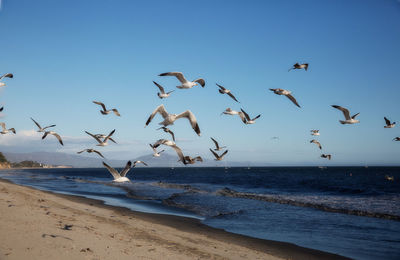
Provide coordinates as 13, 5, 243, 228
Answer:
0, 179, 349, 260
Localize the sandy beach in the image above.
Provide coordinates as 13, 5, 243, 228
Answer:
0, 179, 349, 260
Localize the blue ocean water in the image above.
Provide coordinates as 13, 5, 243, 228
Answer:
1, 166, 399, 260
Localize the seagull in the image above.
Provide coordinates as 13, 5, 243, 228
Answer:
77, 149, 104, 158
393, 137, 400, 141
331, 105, 360, 124
269, 88, 301, 108
321, 154, 332, 160
239, 109, 261, 124
157, 126, 175, 141
0, 73, 13, 87
31, 118, 56, 132
0, 122, 16, 134
149, 143, 165, 157
183, 156, 203, 164
93, 134, 117, 144
385, 175, 394, 181
288, 63, 308, 72
145, 104, 200, 136
133, 160, 148, 167
85, 129, 115, 146
42, 131, 63, 145
102, 161, 132, 183
384, 117, 396, 128
92, 101, 120, 116
153, 139, 185, 164
216, 83, 239, 102
311, 130, 320, 136
310, 139, 322, 150
221, 108, 240, 115
153, 81, 174, 99
210, 149, 228, 161
159, 72, 205, 89
211, 137, 226, 151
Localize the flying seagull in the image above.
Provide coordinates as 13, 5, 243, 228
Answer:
93, 134, 117, 144
159, 72, 205, 89
310, 139, 322, 150
211, 137, 226, 151
288, 63, 308, 72
132, 160, 148, 167
157, 126, 175, 141
311, 130, 320, 136
239, 109, 261, 124
77, 149, 104, 158
42, 131, 63, 145
331, 105, 360, 124
31, 118, 56, 132
85, 129, 115, 146
221, 108, 240, 115
102, 161, 132, 183
153, 139, 185, 164
153, 81, 174, 99
270, 88, 301, 108
210, 149, 228, 161
149, 143, 165, 157
384, 117, 396, 128
92, 101, 120, 116
183, 156, 203, 165
0, 122, 16, 134
216, 83, 239, 102
0, 73, 13, 87
321, 154, 332, 160
145, 104, 200, 136
393, 137, 400, 141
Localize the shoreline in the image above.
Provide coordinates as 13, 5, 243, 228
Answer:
0, 178, 350, 260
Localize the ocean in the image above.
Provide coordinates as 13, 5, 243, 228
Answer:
1, 166, 399, 260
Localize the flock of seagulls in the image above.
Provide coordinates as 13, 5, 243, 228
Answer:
0, 63, 399, 182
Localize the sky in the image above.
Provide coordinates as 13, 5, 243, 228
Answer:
0, 0, 399, 166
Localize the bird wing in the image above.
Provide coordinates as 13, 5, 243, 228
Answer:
171, 145, 185, 163
332, 105, 351, 120
0, 122, 6, 131
166, 128, 176, 141
133, 160, 148, 167
43, 124, 56, 130
93, 101, 106, 111
102, 162, 121, 179
252, 114, 261, 121
238, 112, 247, 123
104, 129, 116, 142
194, 78, 205, 87
153, 81, 165, 94
85, 131, 103, 144
220, 150, 228, 159
159, 72, 187, 84
30, 118, 42, 130
149, 143, 157, 153
216, 83, 226, 91
384, 117, 391, 126
195, 156, 203, 162
304, 64, 309, 71
0, 73, 13, 80
42, 131, 49, 139
108, 137, 117, 143
120, 161, 133, 177
93, 150, 105, 158
227, 92, 239, 102
351, 113, 360, 119
0, 107, 3, 112
240, 109, 251, 121
152, 139, 167, 148
111, 109, 120, 116
77, 149, 86, 154
176, 110, 201, 136
286, 94, 301, 108
159, 150, 165, 154
211, 137, 219, 149
51, 132, 64, 145
145, 104, 169, 126
209, 148, 219, 159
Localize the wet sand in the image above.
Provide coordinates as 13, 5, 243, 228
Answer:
0, 179, 349, 259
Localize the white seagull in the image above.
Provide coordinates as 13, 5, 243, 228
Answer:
94, 134, 117, 144
311, 130, 320, 136
288, 63, 309, 71
321, 154, 332, 160
384, 117, 396, 128
0, 73, 13, 87
211, 137, 226, 151
153, 139, 185, 164
102, 161, 132, 183
153, 81, 174, 99
145, 104, 200, 136
85, 129, 115, 146
270, 88, 301, 108
159, 72, 205, 89
157, 126, 176, 141
42, 131, 63, 146
93, 101, 121, 116
0, 122, 16, 134
133, 160, 148, 167
77, 149, 104, 158
310, 139, 322, 150
210, 149, 228, 161
331, 105, 360, 124
221, 108, 239, 115
216, 83, 239, 102
31, 118, 56, 132
239, 109, 261, 124
149, 143, 165, 157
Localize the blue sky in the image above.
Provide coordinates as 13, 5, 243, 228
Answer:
0, 0, 399, 165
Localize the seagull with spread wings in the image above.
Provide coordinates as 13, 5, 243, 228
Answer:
0, 73, 13, 87
77, 149, 104, 158
93, 134, 117, 144
331, 105, 360, 124
384, 117, 396, 128
102, 161, 132, 182
0, 122, 16, 135
310, 139, 322, 150
31, 118, 56, 132
239, 109, 261, 124
211, 137, 226, 151
85, 129, 115, 146
210, 149, 228, 161
311, 130, 320, 136
216, 83, 239, 102
288, 63, 309, 71
92, 101, 120, 116
270, 88, 301, 108
149, 143, 165, 157
159, 72, 205, 89
42, 131, 63, 145
145, 104, 200, 136
153, 81, 174, 99
321, 154, 332, 160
